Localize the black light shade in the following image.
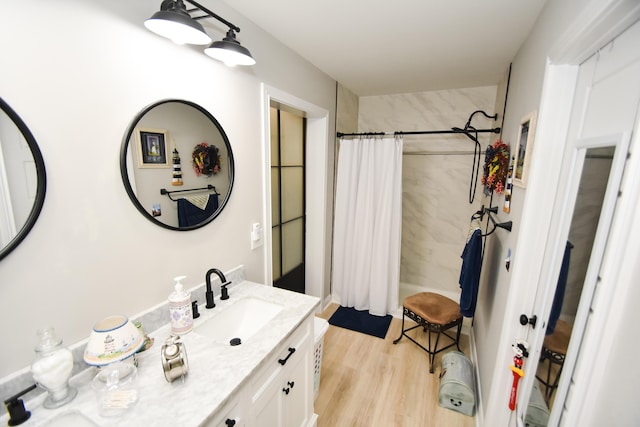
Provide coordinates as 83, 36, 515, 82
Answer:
204, 30, 256, 66
144, 0, 212, 45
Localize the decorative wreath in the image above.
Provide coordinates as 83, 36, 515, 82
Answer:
192, 142, 221, 177
481, 139, 510, 194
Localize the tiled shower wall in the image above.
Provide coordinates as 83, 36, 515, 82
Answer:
358, 87, 498, 299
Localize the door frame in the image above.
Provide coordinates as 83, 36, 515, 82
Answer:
483, 1, 640, 425
270, 106, 307, 293
261, 84, 330, 302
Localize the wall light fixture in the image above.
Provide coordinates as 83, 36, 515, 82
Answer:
145, 0, 256, 67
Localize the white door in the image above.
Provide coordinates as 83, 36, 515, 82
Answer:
518, 18, 640, 427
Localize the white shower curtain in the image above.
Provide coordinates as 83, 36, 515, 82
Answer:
332, 136, 403, 316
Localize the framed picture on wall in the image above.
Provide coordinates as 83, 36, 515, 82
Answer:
512, 110, 537, 188
136, 127, 169, 168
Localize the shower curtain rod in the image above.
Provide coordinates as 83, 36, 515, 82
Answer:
336, 110, 500, 138
336, 110, 500, 205
337, 128, 500, 137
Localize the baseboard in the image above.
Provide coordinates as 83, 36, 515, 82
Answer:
323, 294, 333, 310
307, 412, 318, 427
318, 294, 334, 313
469, 326, 483, 427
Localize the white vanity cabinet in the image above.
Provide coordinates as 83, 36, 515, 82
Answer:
248, 314, 315, 427
202, 392, 247, 427
0, 281, 321, 427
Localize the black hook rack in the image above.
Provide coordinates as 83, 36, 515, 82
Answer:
474, 205, 512, 237
160, 184, 219, 202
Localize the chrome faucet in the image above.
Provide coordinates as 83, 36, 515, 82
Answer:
205, 268, 230, 308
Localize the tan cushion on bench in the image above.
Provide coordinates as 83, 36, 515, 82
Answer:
403, 292, 462, 325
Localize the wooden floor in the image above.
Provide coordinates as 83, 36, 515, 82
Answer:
314, 304, 476, 427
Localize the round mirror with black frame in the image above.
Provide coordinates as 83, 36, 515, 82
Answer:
120, 99, 234, 231
0, 97, 47, 262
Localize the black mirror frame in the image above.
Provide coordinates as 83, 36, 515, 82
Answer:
120, 99, 235, 231
0, 97, 47, 261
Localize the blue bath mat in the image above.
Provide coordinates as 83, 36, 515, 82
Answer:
328, 306, 392, 339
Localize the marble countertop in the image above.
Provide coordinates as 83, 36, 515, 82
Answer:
5, 281, 320, 426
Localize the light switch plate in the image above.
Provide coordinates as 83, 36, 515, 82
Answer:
251, 222, 263, 249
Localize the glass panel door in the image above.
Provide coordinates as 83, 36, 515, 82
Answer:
270, 106, 306, 293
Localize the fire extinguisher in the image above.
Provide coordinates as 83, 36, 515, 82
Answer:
509, 340, 529, 411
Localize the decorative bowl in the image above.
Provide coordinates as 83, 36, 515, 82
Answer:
83, 315, 144, 366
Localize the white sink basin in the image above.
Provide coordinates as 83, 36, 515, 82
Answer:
195, 297, 284, 345
45, 411, 98, 426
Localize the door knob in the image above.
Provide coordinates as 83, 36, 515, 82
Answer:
519, 314, 537, 328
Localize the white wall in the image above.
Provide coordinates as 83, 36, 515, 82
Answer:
0, 0, 335, 378
336, 84, 359, 135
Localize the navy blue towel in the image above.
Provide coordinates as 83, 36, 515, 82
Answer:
177, 194, 219, 227
459, 229, 483, 317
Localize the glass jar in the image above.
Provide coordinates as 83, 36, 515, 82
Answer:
91, 361, 138, 417
31, 327, 77, 408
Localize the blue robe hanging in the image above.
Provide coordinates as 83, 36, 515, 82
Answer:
546, 241, 573, 335
459, 228, 483, 317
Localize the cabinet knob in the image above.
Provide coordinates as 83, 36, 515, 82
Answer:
287, 381, 295, 389
283, 386, 291, 395
225, 419, 236, 427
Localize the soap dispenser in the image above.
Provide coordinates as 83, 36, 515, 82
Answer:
168, 276, 193, 335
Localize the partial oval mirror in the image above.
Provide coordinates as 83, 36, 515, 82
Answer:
120, 99, 234, 230
0, 97, 47, 261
